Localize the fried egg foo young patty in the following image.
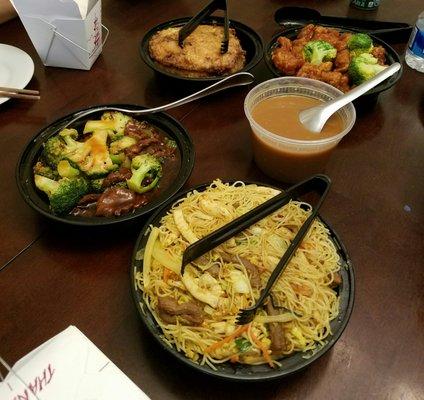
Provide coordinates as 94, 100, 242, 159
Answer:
148, 25, 246, 78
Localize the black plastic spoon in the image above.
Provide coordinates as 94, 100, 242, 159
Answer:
274, 7, 412, 43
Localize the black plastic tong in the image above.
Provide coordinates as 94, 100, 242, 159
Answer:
181, 174, 331, 276
274, 7, 412, 43
178, 0, 229, 53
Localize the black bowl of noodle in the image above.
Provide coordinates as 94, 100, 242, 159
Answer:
140, 17, 263, 82
16, 105, 195, 226
131, 179, 355, 380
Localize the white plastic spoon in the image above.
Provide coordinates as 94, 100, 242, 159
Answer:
299, 62, 401, 133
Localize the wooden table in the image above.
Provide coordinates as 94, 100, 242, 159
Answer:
1, 1, 423, 399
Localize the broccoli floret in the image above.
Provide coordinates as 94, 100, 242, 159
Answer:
303, 40, 337, 65
83, 112, 133, 140
348, 33, 373, 56
34, 175, 89, 214
57, 160, 80, 178
58, 128, 90, 161
110, 152, 126, 165
61, 130, 117, 177
109, 136, 137, 155
166, 138, 177, 148
348, 53, 387, 85
126, 154, 162, 194
122, 155, 131, 169
42, 136, 66, 168
59, 128, 79, 140
90, 178, 105, 193
33, 161, 59, 180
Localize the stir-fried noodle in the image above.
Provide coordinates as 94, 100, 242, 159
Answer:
135, 180, 341, 368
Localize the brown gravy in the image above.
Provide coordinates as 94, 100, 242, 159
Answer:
251, 135, 334, 183
250, 95, 346, 183
251, 95, 344, 140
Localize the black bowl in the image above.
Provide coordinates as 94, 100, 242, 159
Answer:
16, 105, 195, 226
131, 181, 355, 381
264, 26, 402, 102
140, 17, 263, 82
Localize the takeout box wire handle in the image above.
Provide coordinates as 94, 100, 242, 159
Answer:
32, 16, 109, 63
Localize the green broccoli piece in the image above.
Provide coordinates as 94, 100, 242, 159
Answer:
34, 175, 89, 214
303, 40, 337, 65
59, 128, 79, 140
90, 178, 105, 193
122, 155, 131, 169
33, 161, 59, 180
110, 152, 126, 165
57, 160, 80, 178
348, 33, 373, 57
109, 136, 137, 155
126, 154, 162, 194
348, 53, 387, 85
114, 181, 128, 189
58, 128, 90, 161
83, 112, 133, 140
61, 129, 117, 177
42, 136, 66, 168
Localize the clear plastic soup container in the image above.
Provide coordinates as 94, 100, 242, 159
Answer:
244, 77, 356, 183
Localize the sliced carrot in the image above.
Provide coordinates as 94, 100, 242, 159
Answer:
163, 267, 178, 283
205, 324, 249, 354
163, 267, 172, 283
250, 331, 274, 368
230, 355, 239, 363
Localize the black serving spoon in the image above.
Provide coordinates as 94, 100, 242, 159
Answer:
274, 6, 412, 43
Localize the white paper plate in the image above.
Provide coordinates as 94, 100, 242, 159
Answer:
0, 44, 35, 105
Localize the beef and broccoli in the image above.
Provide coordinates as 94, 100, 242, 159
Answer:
271, 25, 389, 92
33, 112, 178, 217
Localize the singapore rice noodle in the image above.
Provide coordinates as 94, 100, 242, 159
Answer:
135, 180, 342, 369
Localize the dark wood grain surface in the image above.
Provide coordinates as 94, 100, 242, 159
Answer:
1, 1, 423, 399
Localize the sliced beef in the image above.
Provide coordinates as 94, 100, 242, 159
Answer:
124, 137, 161, 159
144, 143, 176, 159
124, 120, 156, 140
239, 257, 261, 289
102, 167, 132, 188
157, 296, 204, 326
266, 301, 286, 354
77, 193, 101, 206
207, 265, 220, 278
95, 187, 148, 217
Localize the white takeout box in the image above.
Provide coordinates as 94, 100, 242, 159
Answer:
0, 326, 150, 400
11, 0, 108, 70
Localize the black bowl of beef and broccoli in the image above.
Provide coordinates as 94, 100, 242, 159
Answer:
16, 105, 195, 226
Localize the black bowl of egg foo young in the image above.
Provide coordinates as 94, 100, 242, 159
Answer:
140, 16, 263, 82
16, 104, 195, 227
264, 24, 402, 108
131, 180, 355, 380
